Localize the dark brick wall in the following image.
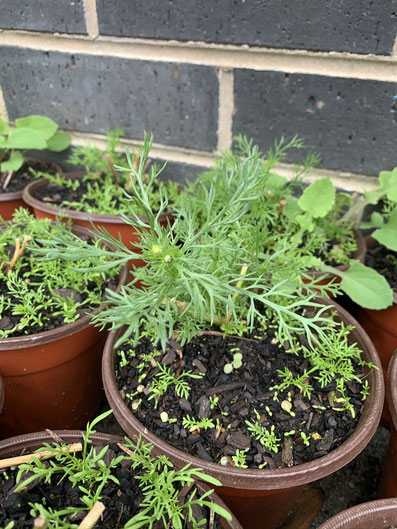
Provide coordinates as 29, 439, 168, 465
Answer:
0, 0, 87, 34
233, 70, 397, 175
97, 0, 397, 56
0, 47, 219, 152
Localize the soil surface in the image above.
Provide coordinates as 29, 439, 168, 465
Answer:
365, 244, 397, 292
0, 160, 58, 194
116, 329, 365, 470
0, 442, 221, 528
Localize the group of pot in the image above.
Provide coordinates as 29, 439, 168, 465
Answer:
0, 117, 397, 528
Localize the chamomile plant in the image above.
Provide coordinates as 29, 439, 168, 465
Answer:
0, 208, 120, 338
33, 129, 179, 217
178, 137, 393, 310
34, 134, 377, 469
0, 410, 231, 529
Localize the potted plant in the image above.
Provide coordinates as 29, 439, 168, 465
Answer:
39, 154, 384, 529
316, 499, 397, 529
0, 410, 240, 529
0, 209, 128, 439
23, 131, 177, 265
0, 115, 70, 220
178, 136, 392, 311
379, 348, 397, 497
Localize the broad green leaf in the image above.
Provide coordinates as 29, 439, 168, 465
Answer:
46, 130, 71, 152
379, 168, 397, 202
15, 115, 58, 140
296, 212, 314, 232
266, 172, 287, 190
364, 189, 383, 205
360, 211, 385, 230
340, 261, 393, 310
282, 198, 301, 221
372, 209, 397, 252
0, 118, 9, 135
6, 128, 47, 150
298, 177, 335, 218
0, 150, 24, 172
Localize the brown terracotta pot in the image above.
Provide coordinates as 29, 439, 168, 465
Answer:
0, 225, 129, 439
303, 227, 366, 296
316, 499, 397, 529
379, 349, 397, 498
0, 159, 62, 220
0, 430, 242, 529
23, 175, 172, 271
358, 237, 397, 426
102, 298, 384, 529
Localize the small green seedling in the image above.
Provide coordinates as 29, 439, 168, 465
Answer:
224, 352, 243, 374
301, 432, 310, 446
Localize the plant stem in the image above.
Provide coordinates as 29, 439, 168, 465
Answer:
7, 235, 32, 273
223, 263, 248, 326
0, 443, 83, 470
105, 154, 119, 188
2, 170, 14, 190
78, 502, 105, 529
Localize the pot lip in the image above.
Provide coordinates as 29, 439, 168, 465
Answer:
309, 226, 366, 279
102, 298, 384, 489
0, 429, 242, 529
387, 350, 397, 430
316, 498, 397, 529
23, 175, 171, 224
0, 159, 62, 202
0, 223, 129, 350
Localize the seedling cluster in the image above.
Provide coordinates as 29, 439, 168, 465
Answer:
0, 411, 231, 529
0, 209, 119, 337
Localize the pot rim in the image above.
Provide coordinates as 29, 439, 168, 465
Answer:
102, 298, 384, 490
387, 350, 397, 430
0, 223, 129, 350
23, 175, 171, 225
0, 430, 242, 529
316, 498, 397, 529
0, 159, 63, 202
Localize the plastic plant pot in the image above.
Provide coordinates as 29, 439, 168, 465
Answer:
102, 298, 384, 529
358, 238, 397, 426
23, 174, 173, 270
316, 499, 397, 529
0, 225, 129, 439
0, 430, 242, 529
0, 159, 62, 221
378, 349, 397, 498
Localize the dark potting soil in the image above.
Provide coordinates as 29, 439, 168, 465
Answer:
116, 330, 364, 470
0, 161, 58, 194
365, 244, 397, 292
0, 442, 221, 528
0, 249, 118, 337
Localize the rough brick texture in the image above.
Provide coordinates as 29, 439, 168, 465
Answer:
0, 47, 219, 151
0, 0, 87, 34
97, 0, 397, 55
233, 70, 397, 175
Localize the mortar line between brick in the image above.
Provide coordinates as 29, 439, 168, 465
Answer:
217, 69, 234, 152
0, 31, 396, 81
83, 0, 99, 38
69, 131, 377, 193
0, 87, 9, 122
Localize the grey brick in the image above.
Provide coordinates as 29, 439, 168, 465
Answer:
0, 0, 87, 34
233, 70, 397, 175
97, 0, 396, 56
0, 47, 218, 151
